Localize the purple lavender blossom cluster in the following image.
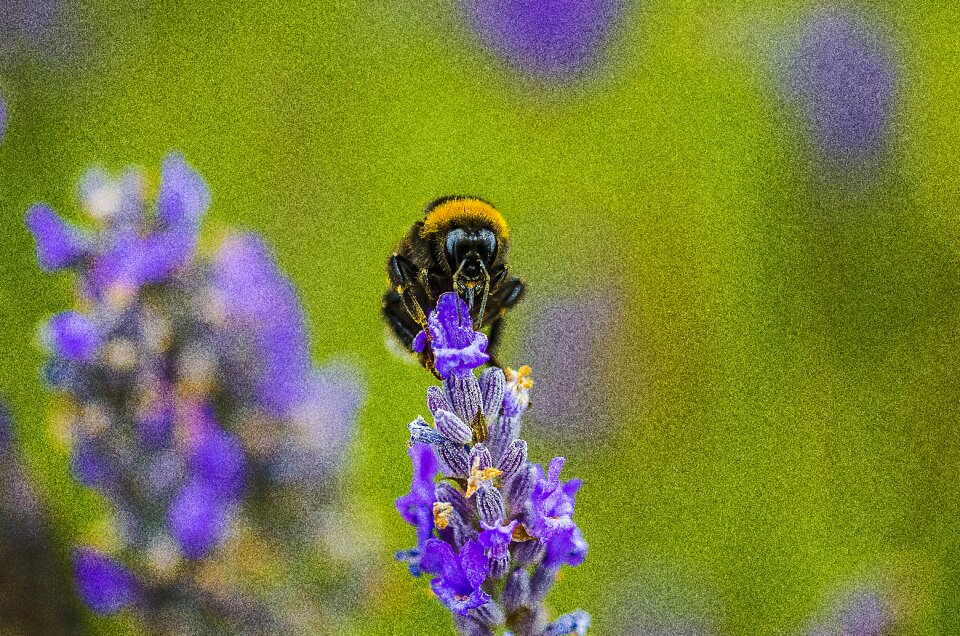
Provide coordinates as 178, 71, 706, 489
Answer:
786, 8, 896, 167
461, 0, 626, 82
27, 153, 365, 632
397, 293, 589, 636
805, 585, 896, 636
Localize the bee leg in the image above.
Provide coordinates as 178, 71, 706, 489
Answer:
418, 269, 435, 304
388, 254, 428, 327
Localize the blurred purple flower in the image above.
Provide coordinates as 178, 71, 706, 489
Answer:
788, 9, 895, 163
25, 204, 89, 271
0, 89, 6, 143
45, 310, 102, 362
73, 548, 139, 615
30, 154, 367, 631
0, 0, 85, 66
519, 293, 617, 438
212, 233, 313, 415
167, 479, 233, 560
462, 0, 625, 81
807, 584, 896, 636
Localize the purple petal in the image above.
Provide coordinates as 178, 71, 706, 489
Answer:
413, 330, 427, 353
547, 456, 566, 482
46, 311, 102, 362
461, 539, 490, 590
426, 385, 454, 417
73, 548, 138, 615
421, 537, 469, 591
25, 204, 89, 271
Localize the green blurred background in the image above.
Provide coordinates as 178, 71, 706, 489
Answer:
1, 0, 959, 634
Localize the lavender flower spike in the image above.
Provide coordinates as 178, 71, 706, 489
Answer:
396, 292, 589, 635
29, 155, 368, 633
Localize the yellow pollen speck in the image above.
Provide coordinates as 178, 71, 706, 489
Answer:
433, 502, 454, 530
505, 365, 534, 391
465, 457, 502, 498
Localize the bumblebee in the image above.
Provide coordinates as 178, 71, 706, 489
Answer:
383, 195, 526, 373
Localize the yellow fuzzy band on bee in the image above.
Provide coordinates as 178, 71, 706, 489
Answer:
420, 198, 509, 241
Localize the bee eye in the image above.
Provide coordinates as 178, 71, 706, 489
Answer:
477, 229, 497, 263
445, 228, 467, 264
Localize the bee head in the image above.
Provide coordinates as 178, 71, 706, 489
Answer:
444, 227, 496, 283
420, 195, 509, 278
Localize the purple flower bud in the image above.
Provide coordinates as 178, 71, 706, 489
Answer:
444, 372, 484, 424
446, 509, 478, 550
426, 385, 454, 417
488, 553, 510, 580
25, 204, 89, 271
497, 439, 527, 477
478, 367, 505, 421
435, 482, 473, 521
530, 565, 558, 603
475, 483, 505, 526
73, 548, 139, 615
510, 538, 545, 567
471, 601, 505, 626
436, 441, 470, 478
435, 409, 474, 445
505, 463, 538, 513
503, 567, 531, 612
469, 443, 494, 471
167, 478, 232, 559
45, 311, 103, 362
488, 413, 521, 463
